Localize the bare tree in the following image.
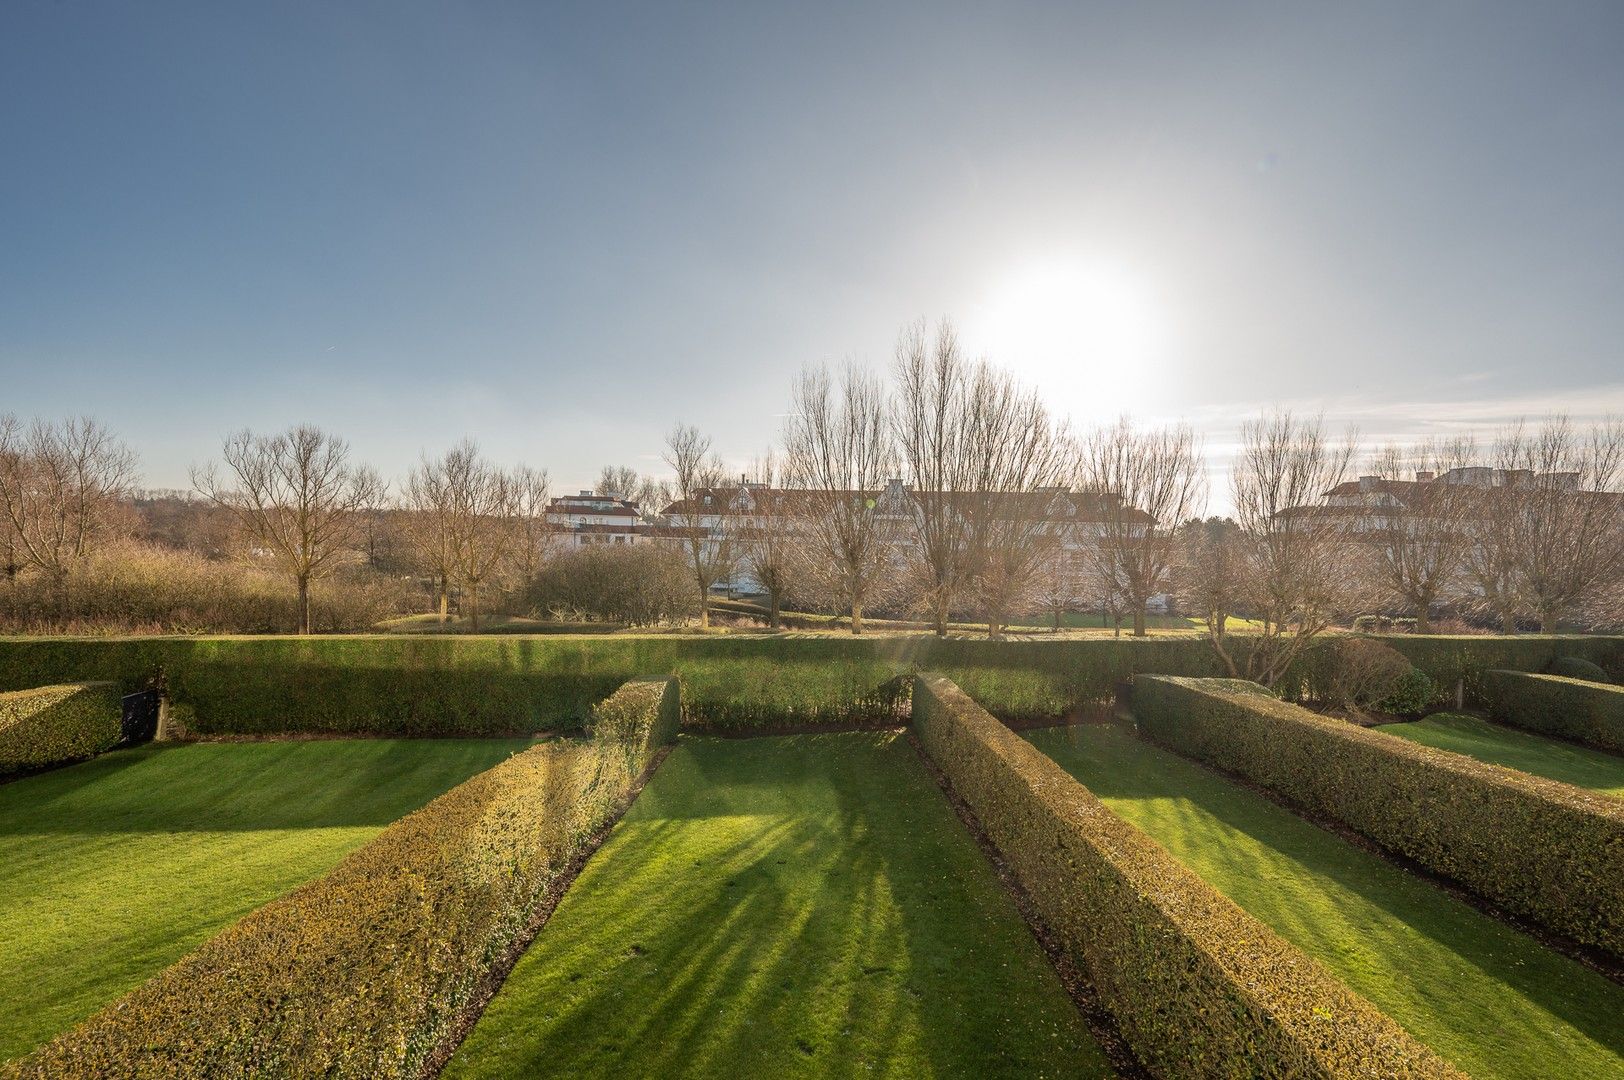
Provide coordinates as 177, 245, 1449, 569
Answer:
446, 444, 520, 632
891, 320, 977, 636
193, 424, 384, 634
1366, 437, 1477, 633
782, 363, 898, 635
0, 416, 139, 612
1503, 416, 1624, 631
1460, 432, 1526, 633
403, 451, 461, 623
1079, 419, 1207, 637
1221, 411, 1364, 686
961, 365, 1072, 639
1172, 516, 1247, 638
662, 423, 735, 628
740, 450, 799, 628
596, 465, 670, 517
509, 464, 555, 585
1031, 531, 1086, 632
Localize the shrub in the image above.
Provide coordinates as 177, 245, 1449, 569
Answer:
5, 677, 679, 1079
1320, 638, 1413, 711
526, 544, 696, 626
1547, 655, 1612, 684
1375, 667, 1440, 717
0, 682, 122, 775
1484, 669, 1624, 754
1374, 634, 1624, 704
1133, 675, 1624, 961
911, 673, 1459, 1080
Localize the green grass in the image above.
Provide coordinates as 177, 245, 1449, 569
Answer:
444, 732, 1111, 1079
0, 738, 534, 1062
1026, 724, 1624, 1080
1377, 712, 1624, 797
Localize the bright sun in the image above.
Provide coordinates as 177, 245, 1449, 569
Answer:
969, 258, 1169, 418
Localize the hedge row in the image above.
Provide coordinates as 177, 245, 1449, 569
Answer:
911, 673, 1459, 1079
4, 677, 681, 1079
1376, 635, 1622, 703
0, 633, 1616, 736
1484, 669, 1624, 754
0, 682, 122, 775
1133, 676, 1624, 961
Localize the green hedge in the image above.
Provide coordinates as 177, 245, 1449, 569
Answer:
911, 673, 1459, 1079
4, 677, 679, 1079
0, 633, 1617, 736
1484, 669, 1624, 754
0, 683, 122, 775
1376, 635, 1624, 703
1133, 675, 1624, 961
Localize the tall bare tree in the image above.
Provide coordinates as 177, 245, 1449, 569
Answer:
1365, 437, 1477, 633
404, 451, 461, 623
193, 424, 384, 634
961, 365, 1072, 639
1172, 516, 1247, 638
596, 465, 670, 516
740, 450, 799, 628
891, 320, 977, 636
1502, 415, 1624, 630
0, 416, 138, 612
446, 443, 520, 632
509, 464, 555, 585
1221, 411, 1364, 686
662, 423, 735, 628
782, 363, 898, 635
1079, 419, 1207, 637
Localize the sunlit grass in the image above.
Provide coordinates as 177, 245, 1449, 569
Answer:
0, 738, 533, 1062
1377, 712, 1624, 797
1026, 724, 1624, 1080
444, 732, 1110, 1079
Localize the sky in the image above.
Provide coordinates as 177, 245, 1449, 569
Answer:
2, 1, 1622, 506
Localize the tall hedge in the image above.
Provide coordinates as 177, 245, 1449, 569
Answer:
4, 677, 680, 1080
1133, 675, 1624, 961
0, 632, 1616, 736
0, 682, 122, 775
911, 673, 1460, 1079
1484, 669, 1624, 753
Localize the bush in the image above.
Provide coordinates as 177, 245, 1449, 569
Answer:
1484, 669, 1624, 753
1320, 639, 1413, 711
1373, 634, 1624, 704
1547, 655, 1612, 684
527, 544, 696, 626
0, 682, 122, 775
1375, 667, 1440, 717
5, 677, 679, 1079
1133, 675, 1624, 962
911, 673, 1459, 1080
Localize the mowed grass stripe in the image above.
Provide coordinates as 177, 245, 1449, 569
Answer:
1026, 724, 1624, 1080
443, 732, 1111, 1079
0, 738, 534, 1062
1378, 712, 1624, 797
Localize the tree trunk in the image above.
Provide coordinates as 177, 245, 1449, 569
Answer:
1414, 606, 1432, 634
468, 581, 481, 633
934, 597, 949, 638
437, 577, 450, 623
1538, 607, 1556, 633
768, 592, 781, 629
1052, 609, 1061, 632
850, 599, 864, 636
1132, 606, 1147, 638
297, 574, 311, 635
1500, 607, 1516, 635
1216, 611, 1228, 636
698, 595, 710, 629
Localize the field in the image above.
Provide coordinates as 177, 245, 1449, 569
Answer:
443, 733, 1112, 1079
1026, 724, 1624, 1079
1378, 712, 1624, 796
0, 738, 534, 1061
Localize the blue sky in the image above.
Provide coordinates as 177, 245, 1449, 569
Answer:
3, 1, 1622, 496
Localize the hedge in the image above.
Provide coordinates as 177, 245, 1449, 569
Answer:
1374, 635, 1623, 704
911, 673, 1460, 1079
0, 682, 122, 775
1484, 669, 1624, 754
1133, 675, 1624, 961
0, 633, 1616, 736
3, 677, 680, 1079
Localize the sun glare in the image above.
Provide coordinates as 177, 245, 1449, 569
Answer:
969, 258, 1169, 418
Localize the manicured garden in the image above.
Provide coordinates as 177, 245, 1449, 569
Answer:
1026, 723, 1624, 1079
443, 732, 1113, 1079
0, 738, 533, 1062
1378, 712, 1624, 796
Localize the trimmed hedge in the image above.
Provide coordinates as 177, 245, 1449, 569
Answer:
1133, 675, 1624, 961
1376, 635, 1623, 704
0, 682, 122, 775
0, 633, 1617, 736
1484, 669, 1624, 754
911, 673, 1460, 1079
3, 677, 680, 1079
1547, 655, 1612, 683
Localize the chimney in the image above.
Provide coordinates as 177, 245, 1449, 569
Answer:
1415, 470, 1434, 483
1358, 475, 1381, 493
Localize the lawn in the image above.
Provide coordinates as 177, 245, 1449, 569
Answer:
0, 738, 534, 1062
1377, 712, 1624, 797
444, 732, 1111, 1079
1026, 724, 1624, 1080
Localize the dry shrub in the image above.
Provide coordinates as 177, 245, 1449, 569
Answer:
1323, 638, 1413, 711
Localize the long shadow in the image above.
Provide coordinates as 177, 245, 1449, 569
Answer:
1026, 724, 1624, 1070
448, 732, 1106, 1078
